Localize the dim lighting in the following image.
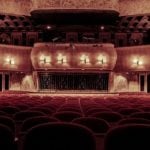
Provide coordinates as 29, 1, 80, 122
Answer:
80, 55, 90, 64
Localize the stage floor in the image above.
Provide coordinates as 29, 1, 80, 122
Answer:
0, 90, 149, 97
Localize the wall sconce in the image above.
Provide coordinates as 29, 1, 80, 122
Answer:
80, 55, 90, 64
133, 59, 143, 66
40, 55, 51, 64
57, 54, 67, 64
97, 55, 106, 65
6, 58, 15, 65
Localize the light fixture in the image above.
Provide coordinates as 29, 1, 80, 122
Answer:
40, 55, 51, 64
98, 58, 104, 64
80, 55, 90, 64
133, 59, 143, 66
97, 55, 106, 65
57, 54, 67, 64
6, 58, 15, 65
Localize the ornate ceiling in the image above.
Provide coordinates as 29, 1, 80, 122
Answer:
31, 0, 119, 10
0, 0, 149, 16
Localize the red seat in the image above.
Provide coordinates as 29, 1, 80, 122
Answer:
23, 122, 96, 150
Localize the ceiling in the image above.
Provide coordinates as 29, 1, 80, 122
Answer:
31, 9, 119, 25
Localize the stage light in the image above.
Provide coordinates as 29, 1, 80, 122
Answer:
80, 55, 90, 64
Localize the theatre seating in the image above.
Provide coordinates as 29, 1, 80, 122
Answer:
85, 108, 112, 116
29, 107, 54, 115
104, 124, 150, 150
0, 106, 20, 116
118, 118, 150, 125
0, 116, 15, 134
0, 110, 9, 116
118, 108, 142, 116
129, 112, 150, 120
139, 106, 150, 112
53, 111, 82, 122
72, 117, 110, 136
13, 111, 46, 123
0, 124, 16, 150
21, 116, 59, 133
22, 122, 96, 150
90, 111, 123, 124
57, 107, 81, 113
1, 94, 150, 150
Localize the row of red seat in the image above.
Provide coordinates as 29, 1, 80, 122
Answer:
0, 94, 150, 150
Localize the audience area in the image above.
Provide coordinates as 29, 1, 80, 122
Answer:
0, 93, 150, 150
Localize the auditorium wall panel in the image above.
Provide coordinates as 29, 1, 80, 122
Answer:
10, 73, 36, 92
112, 73, 139, 92
128, 74, 139, 92
113, 73, 128, 92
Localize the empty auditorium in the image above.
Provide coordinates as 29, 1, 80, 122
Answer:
1, 0, 150, 150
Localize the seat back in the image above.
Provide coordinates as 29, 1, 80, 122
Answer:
21, 116, 59, 132
129, 112, 150, 120
0, 124, 15, 150
23, 122, 96, 150
0, 116, 15, 133
118, 108, 142, 116
14, 111, 46, 122
104, 124, 150, 150
53, 111, 82, 122
91, 111, 123, 123
0, 106, 20, 115
72, 117, 110, 135
118, 118, 150, 125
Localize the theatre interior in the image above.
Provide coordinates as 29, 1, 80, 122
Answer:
0, 0, 150, 150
